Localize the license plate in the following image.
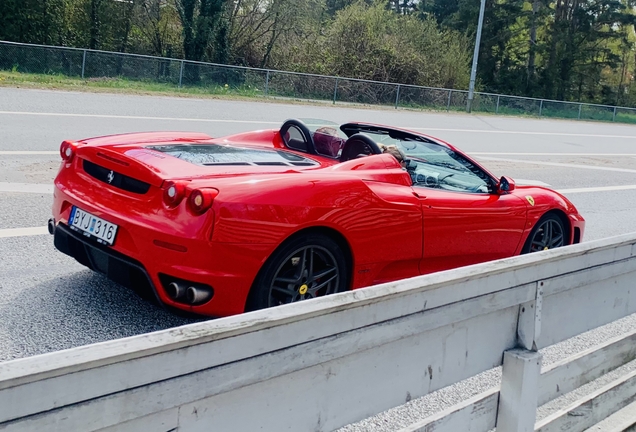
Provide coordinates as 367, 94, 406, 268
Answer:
69, 206, 119, 246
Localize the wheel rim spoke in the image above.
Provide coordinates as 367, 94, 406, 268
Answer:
309, 274, 338, 295
308, 248, 315, 280
311, 267, 337, 283
294, 248, 308, 279
275, 276, 299, 284
550, 233, 563, 247
271, 285, 296, 296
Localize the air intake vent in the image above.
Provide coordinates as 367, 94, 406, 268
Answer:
83, 160, 150, 194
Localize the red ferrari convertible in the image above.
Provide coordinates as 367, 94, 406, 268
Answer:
50, 119, 585, 316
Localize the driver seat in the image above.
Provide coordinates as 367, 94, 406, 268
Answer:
339, 134, 382, 163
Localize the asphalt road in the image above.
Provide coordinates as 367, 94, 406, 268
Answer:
1, 88, 636, 430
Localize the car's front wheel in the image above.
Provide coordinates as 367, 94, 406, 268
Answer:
246, 234, 349, 311
522, 213, 567, 254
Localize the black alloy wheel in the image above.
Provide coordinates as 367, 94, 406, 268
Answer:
522, 213, 566, 254
246, 234, 348, 311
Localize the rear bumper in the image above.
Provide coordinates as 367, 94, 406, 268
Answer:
53, 219, 266, 316
54, 223, 162, 304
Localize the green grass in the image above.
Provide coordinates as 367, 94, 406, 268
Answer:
0, 70, 264, 99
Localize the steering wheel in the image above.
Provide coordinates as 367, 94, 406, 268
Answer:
339, 133, 382, 162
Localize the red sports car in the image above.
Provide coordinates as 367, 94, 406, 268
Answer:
50, 119, 585, 317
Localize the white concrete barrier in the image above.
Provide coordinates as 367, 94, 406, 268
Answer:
1, 233, 636, 432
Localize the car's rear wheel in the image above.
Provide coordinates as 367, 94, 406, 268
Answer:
522, 213, 567, 254
246, 234, 349, 311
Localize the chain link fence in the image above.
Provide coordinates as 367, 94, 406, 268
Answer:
2, 40, 636, 124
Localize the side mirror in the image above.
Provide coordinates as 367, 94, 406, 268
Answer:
497, 176, 516, 194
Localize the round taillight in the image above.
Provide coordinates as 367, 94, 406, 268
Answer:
60, 141, 75, 162
188, 188, 218, 215
163, 181, 185, 207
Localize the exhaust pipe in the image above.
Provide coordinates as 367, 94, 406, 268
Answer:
48, 218, 55, 235
186, 286, 213, 305
166, 282, 186, 299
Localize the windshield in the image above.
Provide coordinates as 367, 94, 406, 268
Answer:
299, 119, 348, 140
359, 131, 493, 193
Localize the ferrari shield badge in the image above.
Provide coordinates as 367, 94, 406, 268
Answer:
525, 195, 535, 206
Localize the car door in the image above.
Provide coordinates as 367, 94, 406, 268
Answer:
415, 187, 527, 274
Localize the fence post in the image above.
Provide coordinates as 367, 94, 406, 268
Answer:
496, 95, 500, 114
613, 106, 617, 122
395, 85, 400, 109
264, 70, 270, 96
539, 100, 543, 117
578, 103, 582, 120
81, 50, 87, 79
446, 90, 452, 111
178, 60, 184, 88
333, 78, 339, 104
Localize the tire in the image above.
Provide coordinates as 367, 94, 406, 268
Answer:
521, 213, 567, 254
246, 234, 349, 311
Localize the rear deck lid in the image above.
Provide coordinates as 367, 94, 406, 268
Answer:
75, 140, 324, 191
146, 144, 319, 168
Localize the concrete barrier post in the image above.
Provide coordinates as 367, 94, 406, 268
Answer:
496, 349, 543, 432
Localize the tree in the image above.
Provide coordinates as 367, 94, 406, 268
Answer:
0, 0, 69, 45
228, 0, 324, 67
176, 0, 226, 61
538, 0, 635, 102
130, 0, 183, 57
325, 0, 371, 16
321, 1, 470, 87
417, 0, 460, 25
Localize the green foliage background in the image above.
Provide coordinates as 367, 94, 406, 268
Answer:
1, 0, 636, 107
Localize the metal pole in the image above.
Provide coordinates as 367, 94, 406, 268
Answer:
496, 95, 500, 114
333, 78, 339, 104
395, 85, 400, 109
539, 100, 543, 117
467, 0, 486, 113
613, 106, 617, 122
265, 70, 270, 96
578, 103, 582, 120
81, 50, 87, 79
447, 90, 452, 111
178, 60, 184, 88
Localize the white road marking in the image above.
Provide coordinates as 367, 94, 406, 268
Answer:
0, 110, 280, 125
557, 184, 636, 194
1, 110, 636, 139
476, 156, 636, 174
411, 127, 636, 139
0, 226, 48, 238
0, 182, 53, 194
0, 151, 58, 155
514, 179, 552, 187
